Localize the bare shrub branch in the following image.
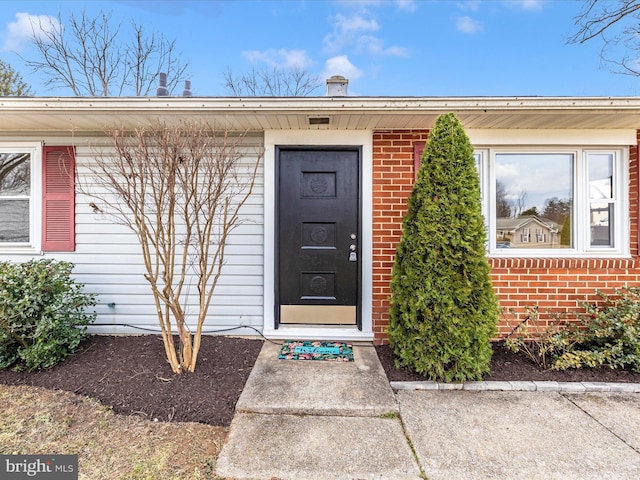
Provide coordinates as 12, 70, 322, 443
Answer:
82, 121, 261, 373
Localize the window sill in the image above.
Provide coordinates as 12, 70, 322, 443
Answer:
0, 246, 43, 256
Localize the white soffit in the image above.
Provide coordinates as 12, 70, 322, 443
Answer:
1, 97, 640, 132
467, 129, 638, 145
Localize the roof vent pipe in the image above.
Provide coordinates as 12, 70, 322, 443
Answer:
182, 80, 192, 97
326, 75, 348, 96
156, 72, 169, 96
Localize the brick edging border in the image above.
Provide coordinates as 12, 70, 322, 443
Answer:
390, 381, 640, 393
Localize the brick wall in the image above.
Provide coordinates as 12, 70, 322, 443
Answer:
371, 129, 640, 344
372, 130, 428, 343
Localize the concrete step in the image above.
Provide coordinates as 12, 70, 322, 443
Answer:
235, 341, 398, 417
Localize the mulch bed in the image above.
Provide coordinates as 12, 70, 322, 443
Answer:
1, 335, 639, 427
376, 342, 640, 383
0, 335, 263, 427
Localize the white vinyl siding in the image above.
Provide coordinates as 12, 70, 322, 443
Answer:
0, 133, 265, 335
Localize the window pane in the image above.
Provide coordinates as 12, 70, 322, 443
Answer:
590, 202, 614, 247
495, 153, 573, 249
0, 153, 31, 196
589, 153, 613, 200
0, 199, 29, 242
474, 153, 482, 195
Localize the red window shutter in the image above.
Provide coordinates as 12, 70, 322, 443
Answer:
413, 142, 426, 181
42, 146, 75, 251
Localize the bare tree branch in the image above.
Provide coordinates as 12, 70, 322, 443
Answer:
126, 23, 190, 96
83, 121, 261, 373
22, 10, 190, 96
224, 65, 322, 96
569, 0, 640, 44
569, 0, 640, 77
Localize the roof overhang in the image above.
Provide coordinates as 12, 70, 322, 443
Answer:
1, 96, 640, 133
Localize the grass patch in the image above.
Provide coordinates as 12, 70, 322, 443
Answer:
378, 411, 399, 419
0, 385, 228, 479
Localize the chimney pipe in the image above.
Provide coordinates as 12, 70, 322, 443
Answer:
182, 80, 192, 97
326, 75, 348, 96
156, 72, 169, 96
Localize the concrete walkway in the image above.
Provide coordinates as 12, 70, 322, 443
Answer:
216, 341, 640, 480
400, 390, 640, 480
215, 341, 421, 479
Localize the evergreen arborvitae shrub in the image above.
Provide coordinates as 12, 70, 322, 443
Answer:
388, 113, 499, 381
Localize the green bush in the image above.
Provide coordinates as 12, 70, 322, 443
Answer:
503, 306, 570, 369
0, 259, 96, 370
388, 113, 499, 381
552, 288, 640, 372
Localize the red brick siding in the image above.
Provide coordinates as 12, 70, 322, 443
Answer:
372, 131, 428, 343
371, 130, 640, 344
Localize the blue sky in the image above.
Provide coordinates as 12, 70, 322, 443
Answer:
1, 0, 639, 97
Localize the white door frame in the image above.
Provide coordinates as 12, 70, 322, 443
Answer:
263, 130, 373, 341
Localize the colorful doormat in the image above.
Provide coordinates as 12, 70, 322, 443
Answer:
278, 341, 354, 362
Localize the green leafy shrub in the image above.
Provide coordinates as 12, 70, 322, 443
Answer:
388, 113, 499, 382
552, 288, 640, 372
503, 306, 570, 369
0, 259, 96, 370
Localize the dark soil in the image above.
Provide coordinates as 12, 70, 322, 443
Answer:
376, 342, 640, 384
0, 335, 263, 427
2, 335, 639, 427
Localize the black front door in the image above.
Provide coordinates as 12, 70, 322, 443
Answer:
276, 147, 361, 327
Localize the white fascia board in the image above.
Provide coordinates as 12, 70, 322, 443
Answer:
263, 130, 373, 340
5, 96, 640, 110
468, 129, 637, 146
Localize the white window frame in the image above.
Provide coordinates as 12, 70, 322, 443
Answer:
475, 147, 628, 257
0, 143, 42, 253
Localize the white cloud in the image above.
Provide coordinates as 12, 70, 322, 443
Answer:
3, 12, 59, 52
377, 44, 409, 57
243, 48, 314, 69
321, 55, 364, 82
337, 13, 380, 34
357, 35, 408, 56
395, 0, 418, 12
515, 0, 544, 11
324, 13, 406, 57
336, 0, 418, 12
335, 0, 382, 8
456, 16, 483, 34
456, 1, 482, 12
324, 13, 380, 52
